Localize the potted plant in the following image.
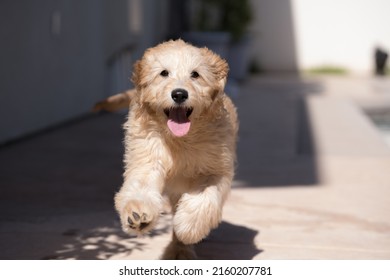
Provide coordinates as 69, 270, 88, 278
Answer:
182, 0, 253, 80
182, 0, 232, 59
222, 0, 253, 81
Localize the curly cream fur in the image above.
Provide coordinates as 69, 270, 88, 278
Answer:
114, 39, 238, 259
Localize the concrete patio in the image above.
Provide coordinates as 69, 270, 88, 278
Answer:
1, 75, 390, 259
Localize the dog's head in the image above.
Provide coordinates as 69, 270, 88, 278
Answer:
132, 39, 229, 137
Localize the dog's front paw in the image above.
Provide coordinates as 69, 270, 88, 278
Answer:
115, 192, 162, 235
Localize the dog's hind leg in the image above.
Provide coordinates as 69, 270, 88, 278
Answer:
92, 89, 135, 112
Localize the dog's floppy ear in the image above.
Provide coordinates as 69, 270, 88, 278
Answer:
201, 47, 229, 96
132, 55, 157, 90
132, 59, 143, 88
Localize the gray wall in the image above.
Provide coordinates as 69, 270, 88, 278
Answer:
0, 0, 133, 144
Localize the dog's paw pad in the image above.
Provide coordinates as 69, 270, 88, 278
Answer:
140, 222, 150, 230
132, 212, 140, 221
126, 211, 153, 232
115, 194, 161, 235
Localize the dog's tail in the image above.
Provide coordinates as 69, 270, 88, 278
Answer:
92, 89, 136, 112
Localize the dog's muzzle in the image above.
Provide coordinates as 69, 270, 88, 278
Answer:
163, 89, 193, 137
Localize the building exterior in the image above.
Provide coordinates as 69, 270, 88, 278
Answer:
1, 0, 389, 144
0, 0, 169, 144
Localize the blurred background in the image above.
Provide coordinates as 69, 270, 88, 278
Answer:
1, 0, 389, 144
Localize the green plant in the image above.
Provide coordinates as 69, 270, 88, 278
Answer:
306, 65, 348, 75
195, 0, 252, 41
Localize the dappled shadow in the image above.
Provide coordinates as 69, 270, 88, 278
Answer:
196, 221, 262, 260
41, 225, 137, 260
42, 218, 259, 260
42, 214, 172, 260
234, 76, 324, 187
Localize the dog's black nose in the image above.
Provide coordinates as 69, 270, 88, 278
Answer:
171, 89, 188, 104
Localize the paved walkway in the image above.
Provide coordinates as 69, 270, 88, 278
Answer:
1, 75, 390, 259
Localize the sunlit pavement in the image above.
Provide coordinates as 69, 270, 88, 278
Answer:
1, 75, 390, 259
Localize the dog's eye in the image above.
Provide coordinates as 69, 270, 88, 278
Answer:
191, 71, 200, 79
160, 70, 169, 77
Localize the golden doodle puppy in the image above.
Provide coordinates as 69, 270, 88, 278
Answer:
96, 39, 238, 259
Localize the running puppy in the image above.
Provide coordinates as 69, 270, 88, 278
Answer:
103, 40, 238, 259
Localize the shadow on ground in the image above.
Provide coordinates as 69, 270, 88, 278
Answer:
196, 221, 262, 260
234, 77, 323, 187
38, 218, 260, 260
0, 113, 125, 220
0, 113, 126, 259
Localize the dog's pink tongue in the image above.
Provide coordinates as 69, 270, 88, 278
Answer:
167, 108, 191, 137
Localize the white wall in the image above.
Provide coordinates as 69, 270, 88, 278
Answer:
249, 0, 390, 74
292, 0, 390, 73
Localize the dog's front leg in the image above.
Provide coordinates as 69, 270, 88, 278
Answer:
114, 137, 170, 235
173, 175, 232, 245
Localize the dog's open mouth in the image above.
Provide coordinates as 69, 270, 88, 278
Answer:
164, 107, 193, 137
